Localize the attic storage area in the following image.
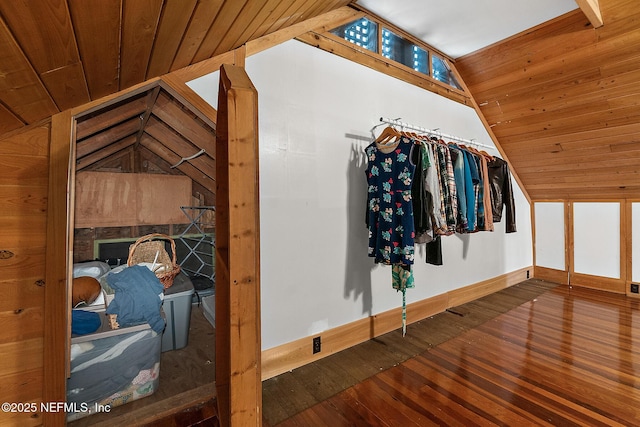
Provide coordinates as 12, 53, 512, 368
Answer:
67, 81, 218, 425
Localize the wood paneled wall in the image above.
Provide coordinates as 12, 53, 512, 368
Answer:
0, 123, 50, 427
456, 0, 640, 200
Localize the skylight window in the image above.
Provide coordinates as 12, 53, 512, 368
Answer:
432, 55, 462, 90
381, 28, 428, 75
328, 15, 462, 92
330, 17, 378, 53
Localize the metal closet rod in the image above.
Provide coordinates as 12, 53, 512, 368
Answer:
379, 117, 496, 150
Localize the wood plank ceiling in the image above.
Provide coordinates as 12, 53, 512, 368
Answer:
1, 0, 639, 201
455, 0, 640, 200
0, 0, 351, 135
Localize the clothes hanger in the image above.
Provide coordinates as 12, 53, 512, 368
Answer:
375, 126, 401, 144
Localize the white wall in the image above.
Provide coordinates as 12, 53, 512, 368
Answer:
188, 40, 532, 350
534, 202, 565, 270
573, 202, 620, 278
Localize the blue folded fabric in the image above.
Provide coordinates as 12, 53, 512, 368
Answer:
105, 265, 165, 333
71, 310, 101, 335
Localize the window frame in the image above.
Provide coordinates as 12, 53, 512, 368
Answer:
324, 8, 467, 98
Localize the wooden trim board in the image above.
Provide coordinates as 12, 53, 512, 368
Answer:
261, 266, 531, 380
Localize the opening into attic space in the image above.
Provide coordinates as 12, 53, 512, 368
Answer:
67, 88, 217, 424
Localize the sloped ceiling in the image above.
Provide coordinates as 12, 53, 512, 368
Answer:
0, 0, 351, 135
1, 0, 638, 201
455, 0, 640, 200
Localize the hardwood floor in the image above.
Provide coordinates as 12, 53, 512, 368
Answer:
266, 281, 640, 426
67, 279, 640, 426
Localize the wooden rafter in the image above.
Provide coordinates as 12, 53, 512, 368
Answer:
574, 0, 604, 28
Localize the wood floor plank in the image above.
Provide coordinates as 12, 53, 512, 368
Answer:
269, 280, 640, 427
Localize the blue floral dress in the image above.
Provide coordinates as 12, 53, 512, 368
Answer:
365, 136, 416, 265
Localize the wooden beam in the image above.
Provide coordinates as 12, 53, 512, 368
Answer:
575, 0, 604, 28
134, 86, 161, 147
145, 116, 216, 177
160, 73, 219, 128
167, 6, 363, 84
76, 134, 137, 170
215, 64, 261, 427
43, 110, 74, 427
245, 6, 364, 57
76, 117, 141, 158
296, 31, 471, 106
152, 91, 216, 158
75, 95, 147, 140
140, 133, 217, 197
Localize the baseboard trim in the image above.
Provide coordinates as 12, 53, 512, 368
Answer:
261, 266, 531, 380
570, 272, 625, 294
534, 266, 569, 285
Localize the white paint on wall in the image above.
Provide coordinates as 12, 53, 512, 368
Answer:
189, 40, 532, 350
534, 202, 565, 271
573, 202, 620, 279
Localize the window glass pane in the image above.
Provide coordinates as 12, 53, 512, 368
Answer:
330, 17, 378, 53
432, 55, 462, 89
381, 28, 428, 75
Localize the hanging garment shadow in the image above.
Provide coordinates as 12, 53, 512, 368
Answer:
343, 137, 374, 315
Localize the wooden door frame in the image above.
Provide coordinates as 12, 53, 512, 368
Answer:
214, 64, 262, 427
45, 64, 262, 424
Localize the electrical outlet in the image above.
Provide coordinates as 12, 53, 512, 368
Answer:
312, 336, 321, 354
631, 283, 639, 294
526, 270, 530, 279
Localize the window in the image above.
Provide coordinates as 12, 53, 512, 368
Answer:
328, 16, 463, 92
432, 55, 462, 90
330, 17, 378, 53
381, 29, 428, 75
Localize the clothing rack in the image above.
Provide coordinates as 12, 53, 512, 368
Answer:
378, 117, 496, 151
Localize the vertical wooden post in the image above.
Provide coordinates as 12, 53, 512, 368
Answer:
215, 64, 262, 427
44, 110, 74, 426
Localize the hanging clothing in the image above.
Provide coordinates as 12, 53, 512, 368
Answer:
476, 150, 494, 231
433, 142, 457, 234
365, 136, 416, 265
449, 146, 468, 232
462, 149, 481, 232
487, 157, 517, 233
392, 264, 414, 336
411, 140, 432, 241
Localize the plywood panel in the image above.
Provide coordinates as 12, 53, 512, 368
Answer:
136, 173, 192, 224
74, 171, 192, 227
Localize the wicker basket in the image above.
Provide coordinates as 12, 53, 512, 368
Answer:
128, 233, 180, 289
